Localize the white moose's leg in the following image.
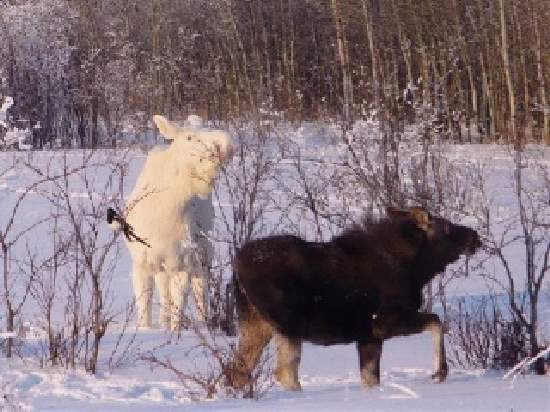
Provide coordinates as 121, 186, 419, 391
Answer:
155, 271, 171, 329
132, 264, 154, 328
191, 275, 208, 323
169, 271, 191, 331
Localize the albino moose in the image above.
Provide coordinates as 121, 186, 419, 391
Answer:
122, 115, 233, 331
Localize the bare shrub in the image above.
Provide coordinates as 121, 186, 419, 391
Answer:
444, 147, 549, 375
141, 315, 273, 400
0, 153, 57, 358
470, 147, 550, 374
106, 300, 140, 371
0, 379, 30, 412
447, 296, 530, 370
24, 150, 130, 373
211, 120, 285, 335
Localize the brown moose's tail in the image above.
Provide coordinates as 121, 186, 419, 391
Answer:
234, 271, 252, 322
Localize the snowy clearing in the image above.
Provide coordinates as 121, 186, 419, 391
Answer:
0, 137, 548, 411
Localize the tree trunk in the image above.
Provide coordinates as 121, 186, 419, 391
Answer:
330, 0, 353, 123
2, 243, 13, 358
534, 13, 549, 145
361, 0, 380, 112
91, 95, 99, 148
499, 0, 517, 145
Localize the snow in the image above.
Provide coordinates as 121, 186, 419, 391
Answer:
3, 127, 32, 149
2, 334, 548, 411
0, 96, 14, 126
0, 128, 549, 410
1, 96, 32, 149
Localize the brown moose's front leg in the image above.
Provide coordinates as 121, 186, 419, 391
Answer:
423, 314, 448, 382
373, 311, 448, 383
357, 339, 383, 388
274, 333, 302, 391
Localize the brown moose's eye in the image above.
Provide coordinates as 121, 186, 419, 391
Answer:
187, 135, 192, 141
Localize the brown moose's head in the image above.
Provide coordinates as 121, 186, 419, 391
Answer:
386, 206, 482, 259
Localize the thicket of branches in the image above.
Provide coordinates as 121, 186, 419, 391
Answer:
0, 151, 129, 374
0, 122, 547, 394
0, 0, 549, 148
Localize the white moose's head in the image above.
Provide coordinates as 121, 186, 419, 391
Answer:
153, 114, 234, 196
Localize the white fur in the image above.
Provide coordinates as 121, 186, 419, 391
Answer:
126, 115, 233, 330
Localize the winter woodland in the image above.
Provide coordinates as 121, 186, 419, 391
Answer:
0, 0, 549, 410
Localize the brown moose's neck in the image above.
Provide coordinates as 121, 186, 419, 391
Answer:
411, 246, 462, 289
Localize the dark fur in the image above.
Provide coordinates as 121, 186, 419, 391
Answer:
230, 208, 481, 390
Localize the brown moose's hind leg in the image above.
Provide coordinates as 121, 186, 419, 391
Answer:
274, 333, 302, 391
357, 339, 383, 388
227, 309, 273, 390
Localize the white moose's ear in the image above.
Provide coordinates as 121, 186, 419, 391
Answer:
153, 115, 180, 141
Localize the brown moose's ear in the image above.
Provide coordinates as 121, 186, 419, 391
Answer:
386, 206, 409, 220
407, 206, 430, 231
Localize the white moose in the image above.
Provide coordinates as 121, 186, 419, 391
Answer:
123, 115, 233, 330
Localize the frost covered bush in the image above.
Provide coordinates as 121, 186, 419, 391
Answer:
446, 297, 531, 370
16, 151, 131, 373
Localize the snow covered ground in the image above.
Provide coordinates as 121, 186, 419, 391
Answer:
0, 126, 549, 410
2, 333, 549, 411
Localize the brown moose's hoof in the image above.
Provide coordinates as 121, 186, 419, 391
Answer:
361, 374, 380, 389
279, 380, 302, 391
275, 369, 302, 391
275, 374, 302, 391
225, 369, 249, 389
431, 368, 448, 383
223, 358, 254, 390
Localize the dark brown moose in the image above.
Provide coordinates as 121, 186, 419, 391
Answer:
229, 206, 481, 391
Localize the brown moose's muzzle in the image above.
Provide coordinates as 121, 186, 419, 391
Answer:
466, 229, 482, 255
